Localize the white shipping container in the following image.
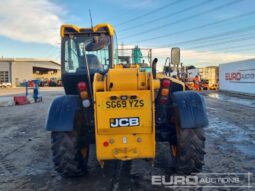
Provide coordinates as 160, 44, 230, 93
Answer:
219, 59, 255, 95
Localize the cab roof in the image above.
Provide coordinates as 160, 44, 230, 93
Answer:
60, 23, 115, 37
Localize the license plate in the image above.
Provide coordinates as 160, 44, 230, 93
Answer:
105, 99, 144, 109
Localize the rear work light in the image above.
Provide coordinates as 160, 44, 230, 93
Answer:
162, 79, 171, 88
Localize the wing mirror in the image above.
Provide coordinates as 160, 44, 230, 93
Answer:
85, 35, 110, 51
171, 47, 180, 66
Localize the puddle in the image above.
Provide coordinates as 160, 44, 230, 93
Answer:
234, 144, 255, 158
207, 114, 255, 157
207, 93, 255, 108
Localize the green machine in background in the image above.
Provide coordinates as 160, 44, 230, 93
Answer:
131, 46, 152, 72
118, 45, 152, 72
132, 45, 143, 64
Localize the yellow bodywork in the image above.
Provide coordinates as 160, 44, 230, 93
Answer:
157, 73, 185, 90
59, 22, 186, 167
60, 23, 115, 37
93, 65, 160, 165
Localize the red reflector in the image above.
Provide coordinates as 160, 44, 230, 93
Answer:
160, 96, 168, 104
78, 82, 87, 91
162, 80, 170, 88
103, 141, 109, 147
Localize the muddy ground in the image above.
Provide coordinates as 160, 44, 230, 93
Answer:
0, 88, 254, 191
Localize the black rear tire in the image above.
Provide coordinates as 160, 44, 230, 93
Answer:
171, 127, 206, 174
51, 110, 89, 177
51, 131, 89, 177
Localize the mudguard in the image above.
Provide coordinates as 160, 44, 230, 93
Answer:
171, 91, 208, 129
46, 95, 81, 131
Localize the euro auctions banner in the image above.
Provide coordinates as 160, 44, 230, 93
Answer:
225, 70, 255, 82
219, 59, 255, 95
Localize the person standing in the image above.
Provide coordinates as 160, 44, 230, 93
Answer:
193, 75, 201, 91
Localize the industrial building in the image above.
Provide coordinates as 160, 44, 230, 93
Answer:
199, 66, 219, 90
0, 58, 61, 87
187, 66, 219, 90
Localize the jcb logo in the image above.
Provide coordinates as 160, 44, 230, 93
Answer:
110, 117, 140, 128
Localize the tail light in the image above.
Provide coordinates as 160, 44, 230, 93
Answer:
77, 82, 87, 91
161, 88, 169, 96
162, 79, 170, 88
80, 91, 88, 99
159, 79, 171, 104
77, 82, 90, 108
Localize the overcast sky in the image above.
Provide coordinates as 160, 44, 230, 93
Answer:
0, 0, 254, 67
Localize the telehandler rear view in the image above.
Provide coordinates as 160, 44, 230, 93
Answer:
46, 23, 208, 176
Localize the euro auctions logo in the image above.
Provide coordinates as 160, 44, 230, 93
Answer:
225, 69, 255, 82
225, 72, 242, 80
151, 173, 253, 188
152, 175, 199, 186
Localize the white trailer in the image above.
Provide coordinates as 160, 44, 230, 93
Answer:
219, 59, 255, 95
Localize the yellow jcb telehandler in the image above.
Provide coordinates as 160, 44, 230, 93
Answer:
46, 23, 208, 176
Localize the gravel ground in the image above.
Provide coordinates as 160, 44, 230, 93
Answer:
0, 89, 254, 191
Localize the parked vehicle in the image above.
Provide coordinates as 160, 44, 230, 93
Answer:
46, 23, 208, 177
0, 82, 12, 88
